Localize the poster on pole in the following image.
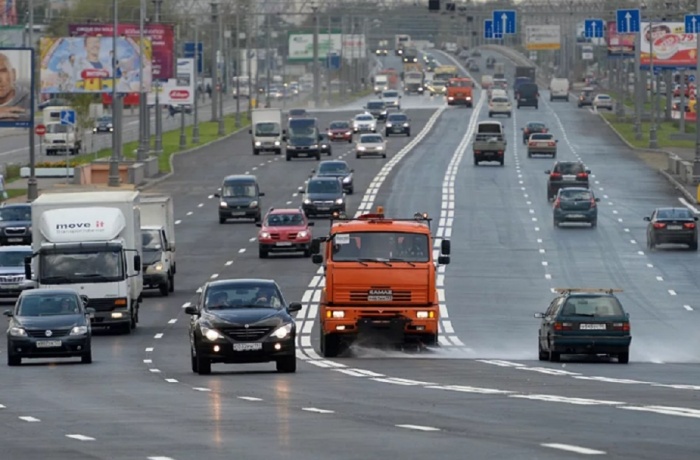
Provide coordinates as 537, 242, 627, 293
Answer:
607, 22, 635, 57
160, 58, 194, 105
525, 25, 561, 50
68, 23, 175, 79
39, 36, 152, 94
288, 32, 364, 62
0, 47, 33, 128
640, 22, 696, 69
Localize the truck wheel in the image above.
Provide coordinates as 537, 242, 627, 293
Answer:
168, 273, 175, 292
81, 349, 92, 364
321, 334, 340, 358
120, 320, 133, 335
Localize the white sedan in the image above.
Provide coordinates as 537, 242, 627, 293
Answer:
593, 94, 613, 111
355, 133, 387, 159
352, 113, 377, 133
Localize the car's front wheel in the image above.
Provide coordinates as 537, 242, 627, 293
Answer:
276, 355, 297, 373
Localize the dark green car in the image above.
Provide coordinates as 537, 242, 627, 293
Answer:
535, 289, 631, 364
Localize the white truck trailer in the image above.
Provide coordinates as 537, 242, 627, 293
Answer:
249, 108, 284, 156
26, 191, 143, 334
140, 194, 176, 296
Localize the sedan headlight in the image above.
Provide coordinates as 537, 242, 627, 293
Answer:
219, 201, 228, 208
9, 326, 26, 337
345, 131, 352, 135
303, 198, 311, 204
310, 144, 318, 149
249, 201, 258, 208
202, 326, 225, 341
297, 230, 309, 238
376, 145, 384, 150
70, 325, 88, 336
335, 198, 344, 205
353, 124, 359, 129
254, 141, 262, 146
342, 176, 352, 183
271, 323, 293, 339
386, 123, 393, 128
357, 146, 366, 151
403, 123, 409, 127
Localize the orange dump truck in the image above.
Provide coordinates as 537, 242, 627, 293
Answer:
446, 77, 474, 107
310, 207, 451, 357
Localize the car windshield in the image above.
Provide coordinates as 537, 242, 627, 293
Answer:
308, 180, 341, 194
527, 123, 545, 130
17, 295, 82, 316
383, 92, 398, 98
361, 135, 383, 144
555, 163, 584, 174
205, 284, 284, 309
0, 250, 30, 267
319, 162, 349, 174
254, 122, 280, 136
142, 229, 162, 250
330, 121, 349, 129
656, 208, 693, 219
266, 213, 305, 227
356, 115, 373, 121
331, 231, 430, 263
388, 115, 407, 122
560, 296, 625, 317
0, 206, 30, 221
598, 95, 611, 99
433, 80, 446, 86
222, 183, 256, 198
98, 116, 112, 123
531, 134, 552, 140
559, 190, 592, 201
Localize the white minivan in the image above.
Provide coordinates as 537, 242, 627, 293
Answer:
549, 78, 570, 102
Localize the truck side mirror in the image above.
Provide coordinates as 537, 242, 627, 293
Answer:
134, 254, 141, 271
311, 238, 321, 254
80, 295, 90, 307
438, 255, 450, 265
24, 256, 31, 280
312, 254, 323, 264
441, 239, 451, 255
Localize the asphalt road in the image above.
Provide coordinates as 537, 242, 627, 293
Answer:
0, 52, 699, 459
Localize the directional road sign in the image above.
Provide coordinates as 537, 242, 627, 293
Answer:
59, 109, 76, 126
689, 75, 696, 83
684, 14, 700, 34
616, 9, 640, 34
183, 42, 204, 74
584, 19, 605, 38
484, 19, 494, 39
492, 10, 516, 36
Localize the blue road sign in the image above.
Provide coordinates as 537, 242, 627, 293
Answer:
689, 75, 696, 83
60, 109, 76, 126
492, 10, 516, 35
325, 53, 341, 70
616, 9, 640, 33
484, 19, 494, 39
183, 42, 204, 74
685, 14, 700, 34
584, 19, 605, 38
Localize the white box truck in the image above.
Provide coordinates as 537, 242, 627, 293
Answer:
249, 108, 284, 156
26, 191, 143, 334
140, 194, 176, 296
42, 106, 83, 156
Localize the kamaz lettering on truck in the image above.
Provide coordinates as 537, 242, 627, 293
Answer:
309, 207, 451, 357
27, 191, 143, 334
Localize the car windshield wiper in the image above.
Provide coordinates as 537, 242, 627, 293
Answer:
40, 276, 71, 283
388, 258, 416, 267
76, 274, 112, 281
239, 304, 276, 309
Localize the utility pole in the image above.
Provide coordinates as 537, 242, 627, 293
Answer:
217, 7, 225, 135
648, 22, 657, 149
327, 14, 332, 105
193, 22, 200, 144
235, 3, 241, 126
694, 0, 700, 177
211, 2, 219, 122
312, 5, 320, 108
633, 18, 642, 140
137, 0, 147, 160
27, 0, 37, 200
108, 0, 121, 186
152, 0, 163, 153
246, 9, 252, 120
265, 13, 272, 108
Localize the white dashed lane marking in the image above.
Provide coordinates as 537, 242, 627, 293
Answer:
301, 407, 335, 414
541, 443, 606, 455
66, 434, 95, 441
238, 396, 263, 402
396, 424, 441, 432
19, 416, 40, 422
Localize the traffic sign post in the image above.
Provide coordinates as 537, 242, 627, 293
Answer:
687, 14, 700, 175
492, 10, 516, 36
584, 19, 605, 39
684, 14, 700, 34
59, 109, 76, 126
34, 124, 46, 136
689, 75, 696, 83
184, 42, 204, 74
616, 9, 640, 33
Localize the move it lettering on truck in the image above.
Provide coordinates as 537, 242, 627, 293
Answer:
55, 220, 106, 233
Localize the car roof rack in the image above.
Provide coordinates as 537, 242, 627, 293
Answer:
553, 288, 623, 295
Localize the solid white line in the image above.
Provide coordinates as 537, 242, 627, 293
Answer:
192, 387, 211, 392
541, 443, 606, 455
302, 407, 335, 414
66, 434, 95, 441
148, 457, 175, 460
395, 424, 440, 432
19, 416, 40, 422
238, 396, 262, 401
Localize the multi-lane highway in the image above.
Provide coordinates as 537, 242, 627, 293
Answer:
0, 49, 699, 459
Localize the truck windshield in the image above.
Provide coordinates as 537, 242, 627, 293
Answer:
449, 80, 471, 87
331, 232, 429, 263
142, 229, 162, 250
254, 122, 280, 136
47, 124, 70, 133
40, 250, 124, 283
288, 119, 317, 137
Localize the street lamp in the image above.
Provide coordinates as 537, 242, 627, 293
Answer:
108, 0, 121, 186
152, 0, 164, 154
312, 4, 320, 108
136, 0, 148, 161
27, 0, 37, 200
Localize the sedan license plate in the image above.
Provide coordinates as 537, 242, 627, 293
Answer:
393, 127, 402, 132
7, 238, 23, 243
276, 242, 292, 247
568, 214, 585, 218
1, 284, 19, 289
579, 324, 606, 330
36, 340, 62, 348
233, 343, 262, 352
230, 211, 246, 216
316, 206, 330, 210
563, 175, 576, 181
667, 225, 683, 230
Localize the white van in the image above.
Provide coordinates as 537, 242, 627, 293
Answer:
549, 78, 570, 101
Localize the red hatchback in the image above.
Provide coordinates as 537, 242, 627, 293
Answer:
327, 120, 353, 143
257, 208, 314, 258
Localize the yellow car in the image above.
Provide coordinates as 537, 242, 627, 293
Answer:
427, 80, 447, 96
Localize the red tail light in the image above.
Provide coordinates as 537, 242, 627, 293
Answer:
529, 141, 536, 147
653, 222, 666, 229
577, 172, 588, 179
550, 172, 562, 179
553, 198, 561, 208
554, 322, 572, 331
683, 222, 696, 229
590, 198, 597, 208
613, 322, 630, 332
547, 142, 556, 147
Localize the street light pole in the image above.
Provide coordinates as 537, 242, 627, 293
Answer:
694, 0, 700, 176
193, 21, 200, 144
153, 0, 163, 153
108, 0, 121, 186
217, 8, 225, 135
235, 4, 241, 127
312, 5, 320, 108
211, 2, 219, 122
265, 13, 271, 108
27, 0, 37, 200
649, 19, 658, 149
137, 0, 147, 160
634, 18, 642, 140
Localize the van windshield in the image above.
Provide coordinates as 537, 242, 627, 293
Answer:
255, 122, 280, 136
222, 184, 256, 198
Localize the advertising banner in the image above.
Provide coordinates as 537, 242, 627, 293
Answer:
525, 25, 561, 50
641, 22, 697, 69
159, 58, 194, 105
69, 23, 174, 79
288, 33, 365, 61
1, 0, 18, 26
40, 36, 152, 94
0, 47, 33, 128
0, 25, 23, 46
607, 22, 634, 57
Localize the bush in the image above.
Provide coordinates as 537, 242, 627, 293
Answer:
5, 164, 21, 180
35, 160, 81, 168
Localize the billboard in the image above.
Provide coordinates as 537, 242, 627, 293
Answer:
641, 22, 696, 69
68, 23, 174, 79
158, 58, 194, 105
40, 36, 152, 94
0, 25, 23, 47
1, 0, 18, 26
288, 33, 366, 61
525, 25, 561, 50
0, 48, 33, 128
607, 22, 634, 58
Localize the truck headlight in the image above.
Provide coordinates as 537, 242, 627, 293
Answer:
9, 326, 26, 337
249, 201, 258, 208
254, 141, 262, 146
219, 201, 228, 208
270, 323, 293, 339
202, 326, 225, 341
417, 311, 432, 319
329, 310, 345, 318
153, 262, 164, 271
70, 326, 88, 336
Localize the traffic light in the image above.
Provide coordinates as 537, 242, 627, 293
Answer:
428, 0, 440, 11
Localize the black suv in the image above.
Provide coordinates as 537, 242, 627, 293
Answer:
0, 204, 31, 246
312, 160, 354, 194
299, 176, 346, 217
385, 112, 410, 137
364, 101, 388, 121
545, 161, 590, 201
535, 288, 631, 363
185, 279, 302, 374
214, 175, 265, 223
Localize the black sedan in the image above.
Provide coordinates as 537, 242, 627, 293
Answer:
319, 133, 332, 156
645, 207, 698, 250
299, 176, 346, 217
93, 115, 113, 133
536, 288, 631, 364
185, 279, 301, 374
522, 121, 548, 144
545, 161, 590, 201
5, 289, 94, 366
385, 112, 410, 137
312, 160, 354, 194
